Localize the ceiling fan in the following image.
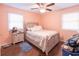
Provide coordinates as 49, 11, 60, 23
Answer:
31, 3, 55, 13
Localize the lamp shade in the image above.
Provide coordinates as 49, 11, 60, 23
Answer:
40, 8, 46, 13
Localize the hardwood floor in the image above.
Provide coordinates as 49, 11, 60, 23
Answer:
1, 41, 63, 56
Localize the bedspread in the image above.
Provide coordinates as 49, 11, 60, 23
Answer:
26, 30, 59, 52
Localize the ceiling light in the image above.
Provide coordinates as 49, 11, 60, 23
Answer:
40, 8, 46, 13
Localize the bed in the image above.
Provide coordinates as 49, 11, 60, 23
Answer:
25, 23, 60, 55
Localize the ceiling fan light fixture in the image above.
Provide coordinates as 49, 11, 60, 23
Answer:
40, 8, 46, 13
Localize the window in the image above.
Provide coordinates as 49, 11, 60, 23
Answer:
62, 12, 79, 31
8, 13, 23, 30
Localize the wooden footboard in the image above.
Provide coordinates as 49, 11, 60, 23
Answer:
45, 33, 60, 55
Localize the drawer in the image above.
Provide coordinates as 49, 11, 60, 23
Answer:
12, 33, 24, 44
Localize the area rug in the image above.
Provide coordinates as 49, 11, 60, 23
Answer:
19, 42, 32, 52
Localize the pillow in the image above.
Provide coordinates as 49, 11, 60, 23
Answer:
30, 26, 42, 31
26, 26, 32, 31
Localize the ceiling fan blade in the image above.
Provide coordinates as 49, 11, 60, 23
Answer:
41, 3, 44, 5
31, 8, 38, 10
46, 3, 55, 7
36, 3, 40, 6
46, 9, 52, 11
36, 3, 45, 8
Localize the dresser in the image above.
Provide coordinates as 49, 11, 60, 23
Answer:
11, 30, 24, 44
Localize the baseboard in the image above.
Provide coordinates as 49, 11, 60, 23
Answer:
1, 42, 12, 48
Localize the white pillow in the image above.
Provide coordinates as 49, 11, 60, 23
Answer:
31, 26, 42, 31
27, 27, 32, 31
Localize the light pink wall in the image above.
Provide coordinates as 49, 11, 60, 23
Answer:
41, 5, 79, 41
0, 4, 41, 46
1, 4, 79, 45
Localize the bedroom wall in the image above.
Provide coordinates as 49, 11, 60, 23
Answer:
1, 3, 79, 45
0, 4, 41, 46
41, 5, 79, 41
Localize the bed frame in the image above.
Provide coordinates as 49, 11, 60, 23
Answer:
24, 23, 60, 55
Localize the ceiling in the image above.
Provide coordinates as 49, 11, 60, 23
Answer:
4, 3, 79, 13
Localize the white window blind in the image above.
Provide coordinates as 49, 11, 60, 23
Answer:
62, 12, 79, 30
8, 13, 23, 30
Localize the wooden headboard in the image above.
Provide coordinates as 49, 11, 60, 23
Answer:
24, 22, 38, 30
25, 23, 39, 28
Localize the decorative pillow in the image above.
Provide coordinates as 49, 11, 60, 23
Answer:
30, 26, 42, 31
26, 27, 32, 31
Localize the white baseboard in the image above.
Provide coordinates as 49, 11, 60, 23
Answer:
1, 42, 12, 47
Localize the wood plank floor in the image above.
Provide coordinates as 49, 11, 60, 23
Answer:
1, 41, 63, 56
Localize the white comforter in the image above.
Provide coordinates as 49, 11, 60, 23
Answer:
27, 30, 57, 37
26, 30, 58, 52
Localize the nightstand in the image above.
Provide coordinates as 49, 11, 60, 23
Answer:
11, 31, 24, 44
